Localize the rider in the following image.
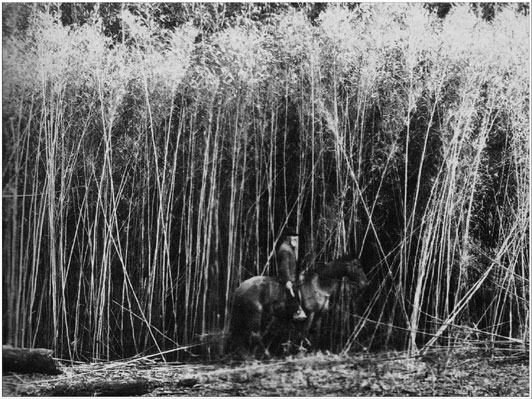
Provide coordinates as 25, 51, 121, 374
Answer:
276, 228, 307, 321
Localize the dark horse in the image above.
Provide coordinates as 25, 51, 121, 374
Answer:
229, 257, 369, 358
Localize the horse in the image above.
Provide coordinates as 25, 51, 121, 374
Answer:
228, 256, 369, 358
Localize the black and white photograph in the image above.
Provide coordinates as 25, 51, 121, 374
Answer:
2, 2, 530, 396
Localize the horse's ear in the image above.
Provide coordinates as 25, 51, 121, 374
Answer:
350, 256, 363, 267
338, 253, 359, 264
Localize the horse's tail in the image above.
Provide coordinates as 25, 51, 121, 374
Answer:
224, 300, 246, 356
226, 293, 249, 355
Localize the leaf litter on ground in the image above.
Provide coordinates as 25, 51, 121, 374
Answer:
2, 348, 529, 396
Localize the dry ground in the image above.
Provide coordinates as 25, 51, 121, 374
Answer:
2, 349, 529, 396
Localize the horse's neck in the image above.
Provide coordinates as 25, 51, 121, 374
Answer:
311, 263, 344, 293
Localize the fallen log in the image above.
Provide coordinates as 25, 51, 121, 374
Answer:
43, 379, 160, 397
2, 345, 61, 375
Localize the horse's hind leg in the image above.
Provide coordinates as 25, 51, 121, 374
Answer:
247, 307, 268, 358
250, 331, 270, 359
230, 304, 263, 359
230, 302, 261, 359
259, 317, 277, 358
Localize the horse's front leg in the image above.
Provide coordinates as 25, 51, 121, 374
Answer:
297, 312, 315, 350
308, 314, 323, 349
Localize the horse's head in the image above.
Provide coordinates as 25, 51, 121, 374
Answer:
344, 258, 369, 289
309, 256, 369, 289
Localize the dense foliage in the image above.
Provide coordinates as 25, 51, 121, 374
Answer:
2, 3, 529, 361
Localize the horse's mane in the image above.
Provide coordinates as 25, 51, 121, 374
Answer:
300, 262, 324, 278
300, 254, 355, 282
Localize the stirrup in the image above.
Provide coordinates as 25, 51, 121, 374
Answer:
293, 308, 307, 321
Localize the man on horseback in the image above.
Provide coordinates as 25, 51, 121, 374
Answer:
276, 228, 307, 321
